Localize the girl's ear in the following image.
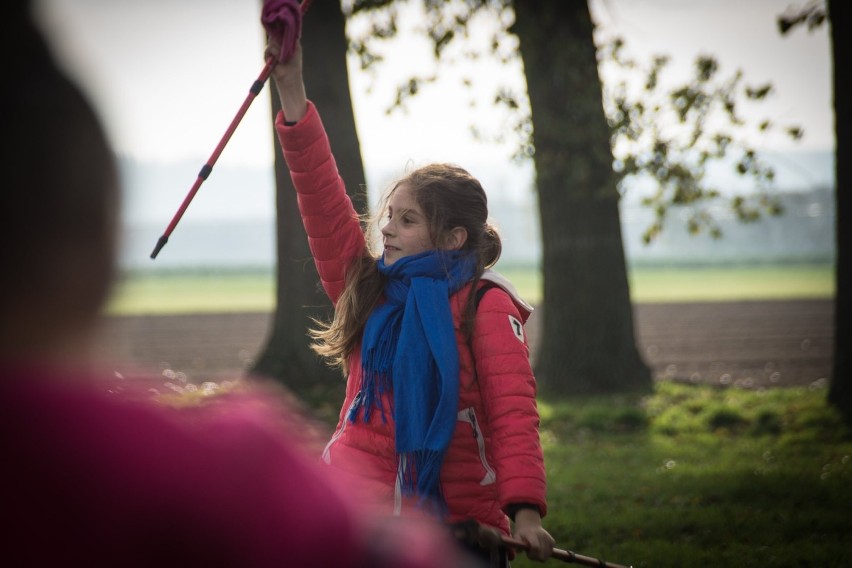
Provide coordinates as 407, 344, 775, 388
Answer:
444, 226, 468, 250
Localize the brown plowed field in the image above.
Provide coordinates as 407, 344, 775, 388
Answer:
94, 299, 834, 389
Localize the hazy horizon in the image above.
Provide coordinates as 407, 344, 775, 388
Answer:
123, 148, 835, 272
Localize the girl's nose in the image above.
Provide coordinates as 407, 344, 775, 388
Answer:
381, 220, 393, 237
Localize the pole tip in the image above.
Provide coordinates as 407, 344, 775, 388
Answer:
150, 235, 169, 259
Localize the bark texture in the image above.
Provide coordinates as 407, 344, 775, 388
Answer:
513, 0, 651, 394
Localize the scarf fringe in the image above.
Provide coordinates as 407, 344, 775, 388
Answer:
355, 369, 390, 424
399, 449, 447, 514
354, 312, 399, 424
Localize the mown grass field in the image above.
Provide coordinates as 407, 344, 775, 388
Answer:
106, 262, 835, 315
510, 383, 852, 568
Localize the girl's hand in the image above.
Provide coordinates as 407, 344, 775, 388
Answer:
266, 38, 307, 122
513, 508, 555, 562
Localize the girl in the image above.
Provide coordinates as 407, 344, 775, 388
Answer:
268, 38, 555, 565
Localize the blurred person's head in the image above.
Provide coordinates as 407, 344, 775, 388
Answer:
1, 1, 119, 364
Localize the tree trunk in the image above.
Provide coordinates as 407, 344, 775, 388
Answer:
512, 0, 651, 395
827, 0, 851, 424
251, 0, 367, 402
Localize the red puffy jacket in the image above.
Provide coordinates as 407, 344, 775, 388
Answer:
276, 102, 547, 536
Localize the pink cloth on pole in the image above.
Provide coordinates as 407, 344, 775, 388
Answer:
261, 0, 303, 62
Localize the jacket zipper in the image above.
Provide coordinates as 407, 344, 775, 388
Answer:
321, 391, 362, 465
393, 455, 405, 516
458, 407, 496, 485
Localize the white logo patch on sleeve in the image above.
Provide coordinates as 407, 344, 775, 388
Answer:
508, 315, 525, 343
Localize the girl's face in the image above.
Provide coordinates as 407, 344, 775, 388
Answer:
380, 184, 434, 266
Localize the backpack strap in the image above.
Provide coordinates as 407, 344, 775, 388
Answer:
474, 280, 497, 311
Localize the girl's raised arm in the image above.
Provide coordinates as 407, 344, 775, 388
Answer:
268, 38, 307, 123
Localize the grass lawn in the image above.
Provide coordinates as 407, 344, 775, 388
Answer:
107, 269, 276, 315
498, 262, 834, 305
627, 263, 835, 303
510, 382, 852, 568
106, 262, 834, 315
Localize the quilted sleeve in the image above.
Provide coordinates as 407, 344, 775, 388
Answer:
471, 288, 548, 517
274, 102, 367, 303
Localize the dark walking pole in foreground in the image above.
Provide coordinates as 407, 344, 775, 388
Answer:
452, 520, 633, 568
150, 0, 311, 259
501, 535, 632, 568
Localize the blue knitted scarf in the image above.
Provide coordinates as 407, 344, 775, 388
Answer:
352, 249, 476, 513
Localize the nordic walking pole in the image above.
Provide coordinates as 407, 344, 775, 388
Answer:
150, 0, 311, 259
501, 535, 633, 568
149, 59, 275, 259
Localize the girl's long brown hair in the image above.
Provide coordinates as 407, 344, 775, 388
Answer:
309, 163, 502, 373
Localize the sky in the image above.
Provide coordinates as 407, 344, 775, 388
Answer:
35, 0, 833, 169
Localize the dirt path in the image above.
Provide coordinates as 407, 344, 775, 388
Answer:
94, 299, 833, 389
630, 299, 832, 388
